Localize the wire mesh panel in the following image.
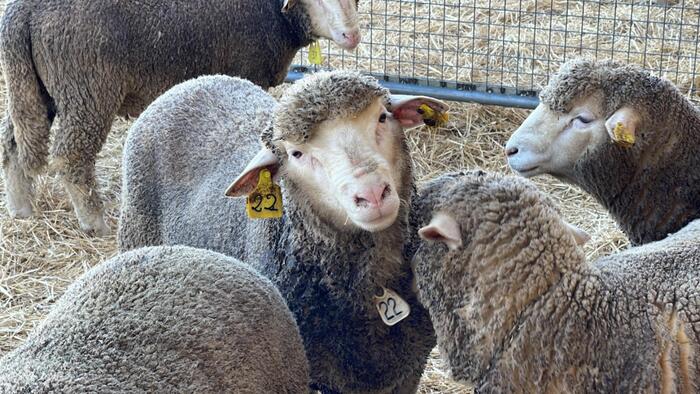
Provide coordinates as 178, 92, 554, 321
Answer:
288, 0, 700, 108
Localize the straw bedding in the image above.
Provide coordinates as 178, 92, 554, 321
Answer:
5, 0, 689, 392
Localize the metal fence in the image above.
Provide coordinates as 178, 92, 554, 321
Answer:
287, 0, 700, 108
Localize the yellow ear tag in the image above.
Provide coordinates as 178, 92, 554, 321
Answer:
308, 41, 324, 65
612, 122, 635, 147
417, 103, 449, 128
246, 169, 283, 219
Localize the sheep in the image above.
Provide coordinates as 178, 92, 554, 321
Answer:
412, 170, 700, 393
117, 71, 450, 393
0, 245, 309, 393
505, 59, 700, 245
0, 0, 360, 235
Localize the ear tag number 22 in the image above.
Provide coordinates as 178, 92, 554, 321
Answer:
246, 169, 283, 219
374, 288, 411, 326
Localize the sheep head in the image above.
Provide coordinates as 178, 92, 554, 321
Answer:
505, 59, 656, 180
412, 171, 589, 384
299, 0, 362, 50
226, 71, 449, 233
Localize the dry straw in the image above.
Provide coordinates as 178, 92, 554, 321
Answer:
5, 0, 688, 392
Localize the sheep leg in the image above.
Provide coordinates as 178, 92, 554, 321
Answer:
2, 109, 52, 218
52, 114, 112, 236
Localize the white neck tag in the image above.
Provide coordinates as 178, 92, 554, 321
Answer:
374, 287, 411, 326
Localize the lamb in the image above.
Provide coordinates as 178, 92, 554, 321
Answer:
117, 71, 449, 393
505, 59, 700, 245
0, 245, 309, 393
412, 170, 700, 393
0, 0, 360, 235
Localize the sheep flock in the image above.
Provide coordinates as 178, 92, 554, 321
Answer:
3, 0, 700, 393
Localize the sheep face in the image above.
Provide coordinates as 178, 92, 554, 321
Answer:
226, 82, 448, 233
299, 0, 361, 50
505, 94, 613, 180
281, 98, 404, 232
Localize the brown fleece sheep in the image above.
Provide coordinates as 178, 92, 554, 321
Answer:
413, 170, 699, 393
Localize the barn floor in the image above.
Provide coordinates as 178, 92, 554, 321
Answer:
0, 1, 631, 393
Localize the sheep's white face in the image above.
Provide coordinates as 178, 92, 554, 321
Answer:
505, 95, 610, 179
282, 99, 403, 232
302, 0, 361, 50
225, 92, 449, 234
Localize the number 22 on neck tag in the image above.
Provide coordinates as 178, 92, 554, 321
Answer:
374, 288, 410, 326
246, 168, 283, 219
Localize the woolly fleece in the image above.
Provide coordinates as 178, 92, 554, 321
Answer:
413, 170, 700, 393
0, 245, 309, 393
269, 70, 389, 145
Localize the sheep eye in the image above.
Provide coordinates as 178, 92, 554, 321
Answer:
574, 115, 592, 124
291, 150, 303, 159
378, 113, 387, 123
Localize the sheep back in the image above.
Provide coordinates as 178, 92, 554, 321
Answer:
5, 0, 310, 117
118, 75, 273, 253
0, 245, 309, 393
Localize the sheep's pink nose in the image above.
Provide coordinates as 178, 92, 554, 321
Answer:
342, 30, 361, 49
354, 184, 390, 208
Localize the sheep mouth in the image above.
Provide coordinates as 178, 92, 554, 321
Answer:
354, 214, 398, 232
350, 205, 400, 232
512, 165, 540, 177
507, 158, 545, 177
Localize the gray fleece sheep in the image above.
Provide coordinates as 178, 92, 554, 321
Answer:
0, 245, 309, 393
117, 72, 450, 393
506, 59, 700, 245
412, 170, 700, 393
0, 0, 360, 235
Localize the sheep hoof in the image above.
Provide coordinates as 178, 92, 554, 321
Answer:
78, 215, 110, 237
7, 203, 34, 219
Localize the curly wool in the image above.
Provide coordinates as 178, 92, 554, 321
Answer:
268, 70, 389, 145
0, 245, 309, 393
413, 171, 700, 392
539, 59, 672, 116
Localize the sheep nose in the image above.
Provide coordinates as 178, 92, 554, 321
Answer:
342, 30, 361, 49
354, 183, 390, 208
505, 146, 519, 157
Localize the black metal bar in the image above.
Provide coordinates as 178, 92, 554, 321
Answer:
285, 71, 539, 109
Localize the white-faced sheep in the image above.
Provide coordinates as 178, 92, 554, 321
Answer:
0, 245, 309, 393
412, 170, 700, 393
0, 0, 360, 235
117, 72, 449, 393
505, 59, 700, 245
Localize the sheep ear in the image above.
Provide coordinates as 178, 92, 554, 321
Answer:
418, 212, 462, 250
225, 148, 280, 198
563, 221, 590, 246
387, 95, 450, 129
604, 106, 640, 147
281, 0, 298, 12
